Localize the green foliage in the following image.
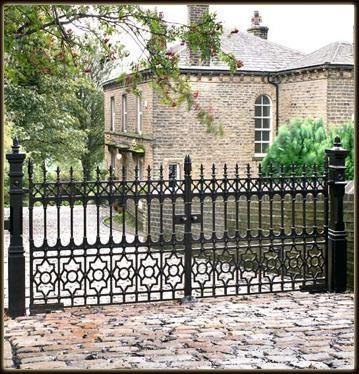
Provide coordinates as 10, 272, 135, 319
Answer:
4, 4, 240, 208
5, 4, 239, 141
3, 117, 13, 205
5, 76, 87, 164
104, 211, 144, 233
262, 118, 327, 174
5, 14, 114, 178
261, 118, 354, 180
328, 122, 354, 180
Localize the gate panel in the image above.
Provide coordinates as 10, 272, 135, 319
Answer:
28, 163, 187, 312
27, 159, 330, 312
26, 157, 329, 313
189, 162, 329, 298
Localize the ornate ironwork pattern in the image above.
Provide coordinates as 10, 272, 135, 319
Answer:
27, 157, 328, 312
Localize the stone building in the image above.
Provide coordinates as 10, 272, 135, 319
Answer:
102, 5, 354, 180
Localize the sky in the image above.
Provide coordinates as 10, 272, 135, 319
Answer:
145, 4, 354, 53
109, 4, 354, 77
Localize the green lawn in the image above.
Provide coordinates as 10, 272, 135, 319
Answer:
104, 211, 144, 233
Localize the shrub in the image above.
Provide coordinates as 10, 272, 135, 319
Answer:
262, 118, 354, 180
327, 122, 354, 180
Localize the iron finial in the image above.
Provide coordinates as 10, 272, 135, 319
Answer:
200, 164, 204, 179
12, 137, 20, 154
184, 155, 192, 176
334, 135, 341, 147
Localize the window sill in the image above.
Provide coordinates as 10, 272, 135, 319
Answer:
106, 131, 153, 141
252, 155, 266, 161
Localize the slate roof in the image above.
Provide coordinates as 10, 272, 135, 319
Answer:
103, 30, 353, 85
283, 41, 353, 70
172, 30, 306, 72
170, 31, 353, 73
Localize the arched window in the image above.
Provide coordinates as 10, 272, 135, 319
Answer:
254, 95, 272, 155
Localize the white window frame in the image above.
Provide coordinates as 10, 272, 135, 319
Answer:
136, 158, 143, 180
136, 95, 143, 134
254, 95, 272, 156
136, 158, 144, 209
168, 163, 181, 180
110, 96, 115, 132
111, 150, 116, 170
122, 94, 127, 132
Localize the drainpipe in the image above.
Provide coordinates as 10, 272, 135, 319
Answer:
267, 75, 279, 134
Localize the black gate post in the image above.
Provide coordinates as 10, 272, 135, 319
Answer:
181, 155, 195, 303
6, 138, 26, 317
325, 136, 348, 292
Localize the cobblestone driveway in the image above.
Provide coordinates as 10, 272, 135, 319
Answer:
3, 292, 354, 370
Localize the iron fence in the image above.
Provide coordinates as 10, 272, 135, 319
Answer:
5, 137, 348, 317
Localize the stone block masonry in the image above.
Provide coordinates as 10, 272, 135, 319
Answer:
103, 67, 354, 185
278, 69, 354, 130
152, 75, 277, 177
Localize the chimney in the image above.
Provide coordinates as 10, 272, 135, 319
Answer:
147, 7, 167, 54
247, 11, 269, 40
187, 5, 210, 66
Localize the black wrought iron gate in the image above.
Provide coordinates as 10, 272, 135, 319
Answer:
5, 138, 349, 317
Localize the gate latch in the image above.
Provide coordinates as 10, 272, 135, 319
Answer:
174, 214, 202, 224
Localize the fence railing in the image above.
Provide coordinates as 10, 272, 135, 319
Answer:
4, 136, 348, 317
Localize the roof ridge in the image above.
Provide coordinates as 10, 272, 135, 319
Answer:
331, 42, 342, 63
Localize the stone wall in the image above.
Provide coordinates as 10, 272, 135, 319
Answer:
278, 68, 354, 130
152, 74, 277, 179
278, 70, 328, 126
327, 70, 355, 126
103, 68, 354, 184
146, 194, 327, 241
103, 66, 354, 185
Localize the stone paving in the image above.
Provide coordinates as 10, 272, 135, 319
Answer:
3, 291, 354, 370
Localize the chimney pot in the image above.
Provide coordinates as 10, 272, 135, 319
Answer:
247, 11, 269, 40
